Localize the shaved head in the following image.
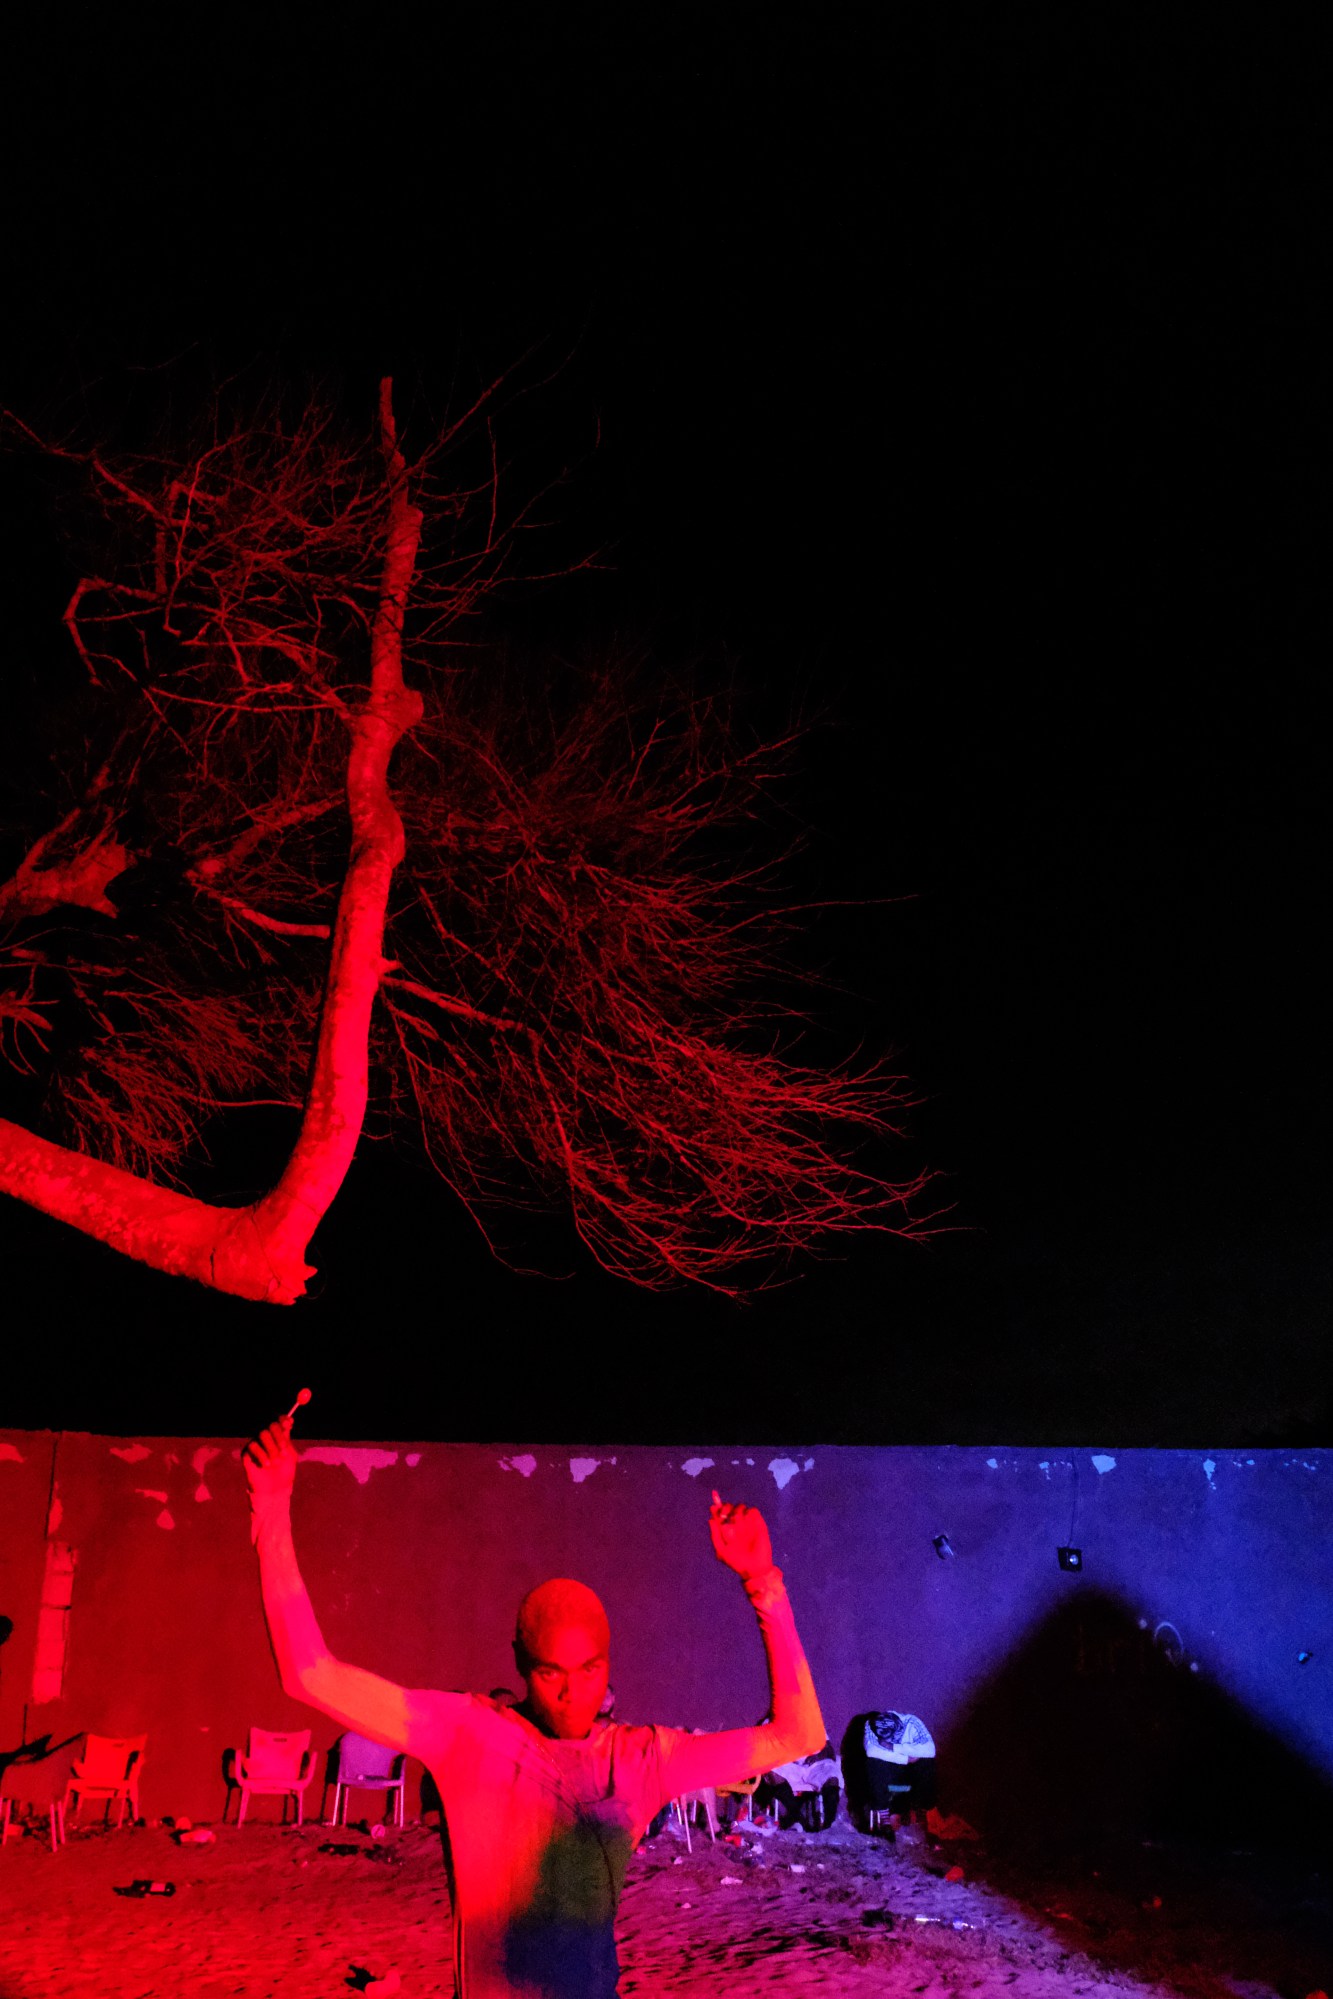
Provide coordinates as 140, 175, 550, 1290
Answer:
515, 1578, 610, 1663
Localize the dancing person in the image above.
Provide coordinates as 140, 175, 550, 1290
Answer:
244, 1413, 824, 1999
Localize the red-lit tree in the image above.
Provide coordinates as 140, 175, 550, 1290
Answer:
0, 380, 928, 1303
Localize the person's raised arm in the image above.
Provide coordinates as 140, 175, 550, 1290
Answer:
244, 1413, 447, 1760
655, 1490, 826, 1800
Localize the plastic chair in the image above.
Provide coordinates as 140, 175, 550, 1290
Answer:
64, 1734, 146, 1830
322, 1731, 407, 1828
224, 1727, 313, 1826
715, 1773, 762, 1822
670, 1788, 717, 1853
2, 1749, 71, 1852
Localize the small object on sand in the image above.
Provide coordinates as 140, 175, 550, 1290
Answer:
945, 1864, 965, 1882
116, 1879, 176, 1897
285, 1387, 313, 1424
173, 1818, 192, 1832
370, 1822, 386, 1841
319, 1842, 362, 1856
180, 1827, 216, 1845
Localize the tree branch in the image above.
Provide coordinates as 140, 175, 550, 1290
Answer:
245, 379, 424, 1279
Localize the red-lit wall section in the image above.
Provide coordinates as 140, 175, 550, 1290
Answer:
1, 1434, 1329, 1837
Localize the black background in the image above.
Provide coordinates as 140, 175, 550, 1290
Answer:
1, 9, 1326, 1445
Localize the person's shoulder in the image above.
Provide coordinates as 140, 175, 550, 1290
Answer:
600, 1719, 648, 1745
608, 1720, 685, 1760
403, 1688, 481, 1746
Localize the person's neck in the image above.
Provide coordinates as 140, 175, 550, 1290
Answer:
517, 1701, 591, 1742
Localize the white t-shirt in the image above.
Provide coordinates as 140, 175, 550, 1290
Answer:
411, 1691, 688, 1999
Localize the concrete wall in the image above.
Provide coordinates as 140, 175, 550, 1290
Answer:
1, 1433, 1329, 1843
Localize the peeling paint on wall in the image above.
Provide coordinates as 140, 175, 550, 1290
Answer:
0, 1442, 25, 1463
681, 1457, 715, 1478
569, 1457, 601, 1484
768, 1457, 802, 1491
500, 1454, 537, 1478
1091, 1455, 1117, 1475
298, 1447, 398, 1485
405, 1453, 421, 1467
111, 1444, 151, 1464
46, 1492, 63, 1536
156, 1509, 175, 1531
135, 1488, 169, 1504
192, 1446, 220, 1502
1203, 1458, 1218, 1490
31, 1541, 76, 1705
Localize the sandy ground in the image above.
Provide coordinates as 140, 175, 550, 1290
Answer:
0, 1804, 1328, 1999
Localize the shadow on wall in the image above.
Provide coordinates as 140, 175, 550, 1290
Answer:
940, 1586, 1331, 1859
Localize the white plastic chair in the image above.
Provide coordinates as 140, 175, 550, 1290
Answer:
716, 1773, 762, 1823
64, 1733, 146, 1830
670, 1788, 717, 1852
2, 1753, 69, 1852
224, 1727, 313, 1826
322, 1731, 407, 1828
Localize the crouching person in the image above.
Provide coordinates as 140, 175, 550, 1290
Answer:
841, 1709, 937, 1837
759, 1735, 844, 1830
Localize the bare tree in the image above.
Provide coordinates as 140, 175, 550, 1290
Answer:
0, 378, 929, 1303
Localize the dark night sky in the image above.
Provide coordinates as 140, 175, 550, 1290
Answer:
1, 10, 1327, 1446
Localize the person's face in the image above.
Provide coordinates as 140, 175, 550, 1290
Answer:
516, 1623, 611, 1739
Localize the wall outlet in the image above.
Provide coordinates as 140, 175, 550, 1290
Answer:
1057, 1545, 1083, 1571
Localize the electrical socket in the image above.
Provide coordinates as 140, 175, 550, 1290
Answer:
1057, 1545, 1083, 1572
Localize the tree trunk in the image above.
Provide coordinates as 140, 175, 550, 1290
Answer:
0, 382, 423, 1304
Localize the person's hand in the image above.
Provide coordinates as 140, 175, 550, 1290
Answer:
243, 1414, 297, 1509
709, 1490, 774, 1581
